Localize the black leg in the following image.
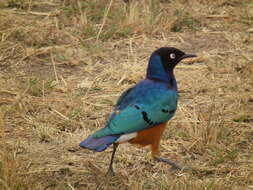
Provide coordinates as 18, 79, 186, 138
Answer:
154, 156, 189, 171
106, 143, 119, 176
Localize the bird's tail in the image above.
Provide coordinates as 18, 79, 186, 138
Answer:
79, 135, 120, 152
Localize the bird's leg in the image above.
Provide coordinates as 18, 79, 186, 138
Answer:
106, 143, 119, 176
154, 156, 183, 170
151, 143, 185, 170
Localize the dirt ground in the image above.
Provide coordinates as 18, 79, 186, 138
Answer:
0, 0, 252, 190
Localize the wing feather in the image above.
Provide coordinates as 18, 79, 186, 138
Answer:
92, 89, 177, 138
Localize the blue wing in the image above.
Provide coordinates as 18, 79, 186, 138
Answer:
80, 80, 178, 151
92, 81, 178, 138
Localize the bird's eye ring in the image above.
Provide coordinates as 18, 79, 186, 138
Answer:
170, 53, 176, 59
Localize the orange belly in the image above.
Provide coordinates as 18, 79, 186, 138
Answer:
129, 123, 167, 156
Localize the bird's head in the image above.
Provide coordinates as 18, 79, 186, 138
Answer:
147, 47, 196, 81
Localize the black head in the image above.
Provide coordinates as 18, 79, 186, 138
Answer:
147, 47, 197, 82
154, 47, 196, 72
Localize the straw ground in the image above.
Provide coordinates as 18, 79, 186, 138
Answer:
0, 0, 252, 189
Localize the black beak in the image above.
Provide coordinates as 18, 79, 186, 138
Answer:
180, 53, 197, 60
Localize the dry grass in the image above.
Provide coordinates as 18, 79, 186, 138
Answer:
0, 0, 253, 189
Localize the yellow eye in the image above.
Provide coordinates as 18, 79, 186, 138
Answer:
170, 53, 176, 59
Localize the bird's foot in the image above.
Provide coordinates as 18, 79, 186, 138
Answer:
154, 156, 190, 171
106, 167, 115, 176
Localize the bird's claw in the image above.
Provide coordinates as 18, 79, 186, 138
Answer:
106, 167, 115, 176
154, 156, 190, 171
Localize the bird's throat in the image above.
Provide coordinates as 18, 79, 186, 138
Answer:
146, 54, 175, 83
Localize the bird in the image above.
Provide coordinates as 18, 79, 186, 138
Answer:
80, 47, 196, 175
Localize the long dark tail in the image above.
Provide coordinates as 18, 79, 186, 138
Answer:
79, 135, 120, 152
